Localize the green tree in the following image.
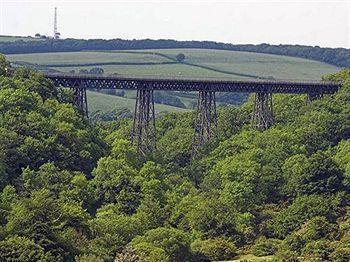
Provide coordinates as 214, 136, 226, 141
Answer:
175, 53, 186, 62
89, 67, 104, 75
0, 54, 11, 76
333, 140, 350, 187
130, 227, 191, 262
129, 242, 169, 262
283, 152, 343, 196
0, 236, 54, 261
271, 195, 340, 238
219, 181, 255, 212
157, 126, 193, 167
91, 157, 141, 214
251, 237, 281, 257
88, 205, 142, 260
191, 238, 237, 261
5, 189, 89, 260
0, 73, 105, 180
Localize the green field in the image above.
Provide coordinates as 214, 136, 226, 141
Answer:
6, 49, 339, 80
87, 90, 188, 114
6, 48, 340, 115
8, 51, 170, 65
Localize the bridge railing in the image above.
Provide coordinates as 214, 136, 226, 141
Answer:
43, 72, 338, 86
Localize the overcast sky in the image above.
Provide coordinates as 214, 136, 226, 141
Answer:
0, 0, 349, 48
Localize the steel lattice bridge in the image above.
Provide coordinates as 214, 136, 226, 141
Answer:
44, 73, 340, 155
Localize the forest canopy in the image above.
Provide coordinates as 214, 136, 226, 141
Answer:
0, 53, 349, 261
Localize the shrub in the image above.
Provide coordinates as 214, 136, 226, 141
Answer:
0, 236, 53, 261
75, 254, 104, 262
130, 227, 191, 262
329, 231, 350, 262
251, 237, 281, 256
271, 195, 340, 238
273, 249, 299, 262
282, 152, 343, 196
175, 53, 186, 62
301, 240, 333, 261
89, 67, 104, 75
191, 238, 237, 261
281, 233, 305, 253
338, 231, 350, 248
131, 242, 169, 262
298, 216, 337, 242
330, 247, 350, 262
114, 247, 141, 262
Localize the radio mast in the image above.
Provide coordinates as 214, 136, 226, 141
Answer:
54, 7, 60, 39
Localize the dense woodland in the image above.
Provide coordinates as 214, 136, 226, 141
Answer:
0, 53, 350, 261
0, 38, 349, 67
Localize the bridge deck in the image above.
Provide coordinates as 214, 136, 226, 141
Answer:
44, 73, 340, 94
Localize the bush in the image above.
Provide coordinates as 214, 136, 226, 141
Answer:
329, 231, 350, 262
89, 67, 104, 75
271, 195, 340, 238
301, 240, 333, 261
338, 231, 350, 248
251, 237, 281, 256
75, 254, 104, 262
131, 242, 169, 262
283, 152, 343, 196
274, 249, 299, 262
175, 53, 186, 62
79, 69, 89, 74
275, 217, 337, 260
330, 247, 350, 262
0, 236, 53, 261
0, 54, 10, 76
130, 227, 191, 262
191, 238, 237, 261
298, 216, 337, 242
114, 247, 141, 262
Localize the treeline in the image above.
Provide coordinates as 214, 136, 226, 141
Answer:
1, 38, 349, 67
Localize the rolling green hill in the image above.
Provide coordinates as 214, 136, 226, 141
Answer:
6, 48, 340, 115
7, 51, 170, 65
87, 90, 188, 114
7, 49, 339, 80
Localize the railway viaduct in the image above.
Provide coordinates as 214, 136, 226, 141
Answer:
44, 73, 340, 155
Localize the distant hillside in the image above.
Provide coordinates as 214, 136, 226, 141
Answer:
87, 90, 188, 115
7, 48, 339, 111
0, 36, 349, 67
0, 35, 44, 42
7, 49, 339, 80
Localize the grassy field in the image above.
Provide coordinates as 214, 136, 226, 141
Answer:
5, 48, 340, 114
6, 49, 340, 81
230, 254, 275, 261
142, 49, 339, 80
87, 91, 188, 114
7, 51, 169, 65
52, 63, 240, 79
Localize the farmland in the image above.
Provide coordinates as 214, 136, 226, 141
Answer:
87, 90, 188, 114
6, 48, 340, 114
7, 49, 339, 80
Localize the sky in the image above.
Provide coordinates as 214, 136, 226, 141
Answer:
0, 0, 349, 48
